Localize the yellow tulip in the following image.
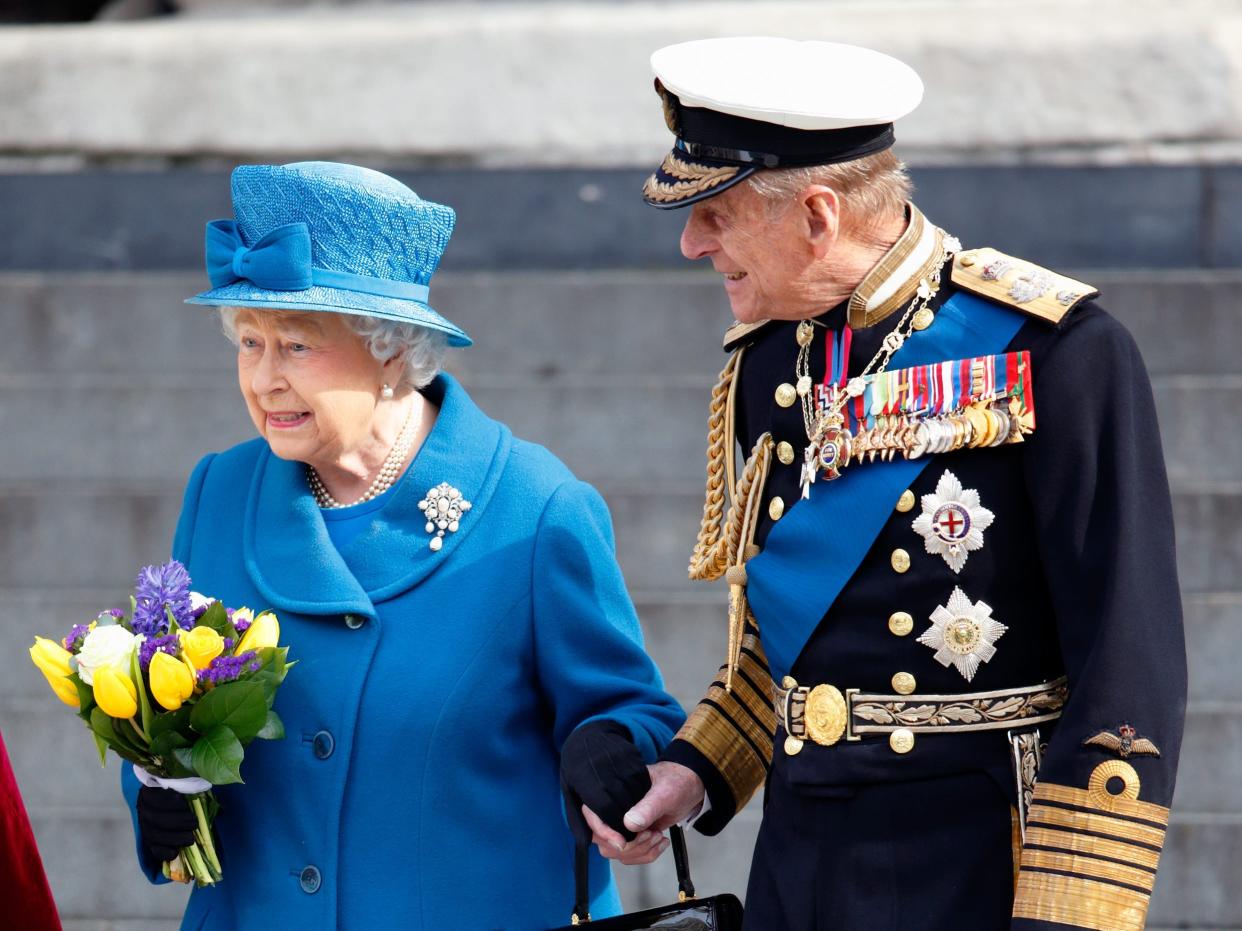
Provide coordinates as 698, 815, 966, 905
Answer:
149, 651, 196, 711
29, 636, 73, 679
236, 612, 279, 654
42, 671, 80, 709
93, 665, 138, 719
181, 626, 225, 670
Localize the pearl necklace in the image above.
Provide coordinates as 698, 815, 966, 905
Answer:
307, 404, 419, 509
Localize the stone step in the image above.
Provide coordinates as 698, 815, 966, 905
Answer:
0, 486, 1236, 595
2, 270, 1241, 378
0, 373, 1235, 489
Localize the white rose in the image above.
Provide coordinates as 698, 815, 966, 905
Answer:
189, 592, 216, 613
76, 625, 142, 685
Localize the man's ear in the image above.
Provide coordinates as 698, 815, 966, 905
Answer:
801, 185, 841, 260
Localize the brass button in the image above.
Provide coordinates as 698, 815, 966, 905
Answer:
959, 252, 976, 268
781, 675, 798, 689
784, 735, 804, 756
890, 728, 915, 754
895, 489, 916, 513
795, 320, 815, 347
776, 441, 796, 465
888, 611, 914, 637
891, 672, 917, 695
768, 496, 785, 521
890, 549, 911, 573
911, 307, 935, 331
775, 383, 797, 408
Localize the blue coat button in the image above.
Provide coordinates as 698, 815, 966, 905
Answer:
344, 614, 365, 629
312, 730, 335, 760
299, 865, 321, 894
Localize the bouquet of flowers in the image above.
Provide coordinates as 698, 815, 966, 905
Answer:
28, 559, 293, 886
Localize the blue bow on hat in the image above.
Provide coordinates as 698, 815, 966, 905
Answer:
185, 162, 469, 347
207, 220, 315, 291
205, 218, 431, 302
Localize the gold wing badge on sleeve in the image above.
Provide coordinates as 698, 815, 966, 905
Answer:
1083, 723, 1162, 759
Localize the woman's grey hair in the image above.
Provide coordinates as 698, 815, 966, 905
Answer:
218, 307, 449, 391
747, 149, 913, 232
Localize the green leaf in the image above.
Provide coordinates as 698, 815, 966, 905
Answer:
88, 709, 149, 766
92, 730, 108, 766
255, 710, 285, 741
73, 675, 95, 723
172, 747, 195, 772
190, 681, 267, 741
150, 729, 190, 760
148, 705, 192, 741
196, 602, 238, 641
190, 726, 245, 785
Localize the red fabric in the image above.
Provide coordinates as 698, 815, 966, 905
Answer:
0, 730, 61, 931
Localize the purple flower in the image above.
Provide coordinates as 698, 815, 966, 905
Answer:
198, 650, 261, 687
63, 622, 94, 653
132, 560, 194, 637
138, 633, 181, 670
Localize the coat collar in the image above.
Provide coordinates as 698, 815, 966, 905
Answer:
846, 202, 945, 330
243, 373, 513, 617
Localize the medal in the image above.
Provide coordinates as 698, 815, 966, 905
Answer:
911, 469, 995, 573
918, 586, 1008, 683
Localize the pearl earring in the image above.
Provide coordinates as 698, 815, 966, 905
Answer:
381, 383, 395, 400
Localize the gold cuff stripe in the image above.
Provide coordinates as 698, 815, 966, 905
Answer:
1024, 825, 1162, 871
1033, 782, 1171, 827
1027, 804, 1167, 850
678, 704, 769, 810
1013, 869, 1150, 931
1021, 849, 1156, 893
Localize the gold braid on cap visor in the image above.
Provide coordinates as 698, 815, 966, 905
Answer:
643, 153, 740, 203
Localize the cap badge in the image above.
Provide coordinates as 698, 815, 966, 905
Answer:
918, 586, 1007, 682
911, 470, 995, 573
417, 482, 472, 552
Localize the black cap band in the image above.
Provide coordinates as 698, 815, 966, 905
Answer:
671, 90, 896, 169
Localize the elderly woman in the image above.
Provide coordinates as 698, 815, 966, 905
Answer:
119, 162, 683, 930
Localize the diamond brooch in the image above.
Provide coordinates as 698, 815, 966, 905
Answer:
417, 482, 472, 552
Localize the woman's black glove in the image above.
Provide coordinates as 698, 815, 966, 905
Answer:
560, 720, 652, 844
136, 785, 198, 864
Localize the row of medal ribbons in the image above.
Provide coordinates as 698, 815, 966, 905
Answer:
817, 350, 1036, 464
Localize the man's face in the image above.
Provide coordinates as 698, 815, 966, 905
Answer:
679, 181, 813, 323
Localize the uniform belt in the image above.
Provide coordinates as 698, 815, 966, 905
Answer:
774, 675, 1068, 748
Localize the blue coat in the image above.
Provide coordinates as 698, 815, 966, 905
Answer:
122, 374, 684, 930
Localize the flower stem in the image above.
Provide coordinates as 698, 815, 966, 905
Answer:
183, 842, 212, 886
191, 795, 223, 879
128, 715, 149, 744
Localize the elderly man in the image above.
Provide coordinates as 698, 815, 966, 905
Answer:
583, 38, 1186, 930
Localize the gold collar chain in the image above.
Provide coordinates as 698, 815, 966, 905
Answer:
796, 227, 961, 495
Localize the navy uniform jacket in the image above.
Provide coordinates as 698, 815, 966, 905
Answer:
665, 208, 1186, 929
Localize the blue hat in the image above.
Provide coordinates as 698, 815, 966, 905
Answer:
187, 161, 471, 347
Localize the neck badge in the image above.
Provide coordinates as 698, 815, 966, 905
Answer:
918, 586, 1007, 682
911, 469, 995, 573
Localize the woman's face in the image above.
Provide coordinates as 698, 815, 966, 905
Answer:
233, 309, 391, 468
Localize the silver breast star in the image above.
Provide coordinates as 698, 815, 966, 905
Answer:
918, 587, 1008, 683
911, 469, 995, 574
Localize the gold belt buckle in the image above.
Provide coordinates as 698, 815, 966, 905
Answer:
781, 677, 849, 754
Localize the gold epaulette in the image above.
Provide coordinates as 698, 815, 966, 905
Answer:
951, 248, 1098, 325
723, 319, 774, 351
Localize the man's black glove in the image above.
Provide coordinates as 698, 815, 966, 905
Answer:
560, 720, 652, 844
136, 785, 198, 864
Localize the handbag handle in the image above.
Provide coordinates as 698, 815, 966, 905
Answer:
572, 826, 696, 923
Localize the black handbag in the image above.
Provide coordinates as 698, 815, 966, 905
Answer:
547, 826, 744, 930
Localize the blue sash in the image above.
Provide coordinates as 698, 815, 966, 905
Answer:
746, 292, 1027, 683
